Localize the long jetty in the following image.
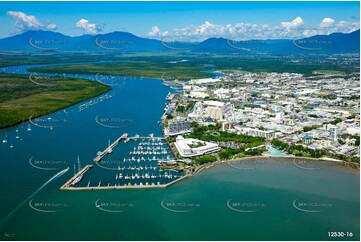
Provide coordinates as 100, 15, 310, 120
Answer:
60, 164, 93, 190
61, 174, 190, 191
93, 133, 128, 162
93, 133, 165, 162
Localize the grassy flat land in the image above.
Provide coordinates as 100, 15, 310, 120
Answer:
0, 52, 124, 68
27, 54, 357, 78
29, 60, 212, 80
313, 70, 346, 75
221, 69, 250, 74
0, 73, 111, 128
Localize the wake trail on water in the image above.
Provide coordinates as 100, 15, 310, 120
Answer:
0, 167, 69, 228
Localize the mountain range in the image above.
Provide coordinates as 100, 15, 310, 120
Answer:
0, 29, 359, 55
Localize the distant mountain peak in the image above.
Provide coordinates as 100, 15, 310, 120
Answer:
0, 29, 359, 54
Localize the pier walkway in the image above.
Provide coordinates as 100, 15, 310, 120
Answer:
60, 173, 190, 191
93, 133, 165, 162
60, 164, 93, 190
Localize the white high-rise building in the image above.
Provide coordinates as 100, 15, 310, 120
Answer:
275, 112, 284, 124
188, 101, 235, 122
328, 125, 338, 142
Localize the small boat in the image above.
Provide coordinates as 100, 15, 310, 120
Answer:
27, 124, 31, 131
2, 137, 7, 143
10, 143, 13, 148
71, 175, 83, 186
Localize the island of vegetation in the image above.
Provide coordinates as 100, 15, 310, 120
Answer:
0, 73, 111, 128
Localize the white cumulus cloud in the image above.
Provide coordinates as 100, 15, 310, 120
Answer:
7, 11, 57, 32
75, 19, 103, 34
146, 17, 359, 41
281, 17, 304, 31
320, 18, 335, 28
46, 23, 57, 30
148, 26, 162, 37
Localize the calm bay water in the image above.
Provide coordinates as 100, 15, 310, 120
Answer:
0, 63, 359, 240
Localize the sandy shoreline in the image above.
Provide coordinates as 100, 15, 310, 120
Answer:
192, 155, 360, 176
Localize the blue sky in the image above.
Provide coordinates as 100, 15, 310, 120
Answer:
0, 1, 359, 40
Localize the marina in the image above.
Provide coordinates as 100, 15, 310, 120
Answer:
93, 133, 165, 162
60, 132, 186, 190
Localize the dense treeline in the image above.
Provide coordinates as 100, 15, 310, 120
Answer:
218, 145, 266, 160
187, 122, 266, 160
0, 73, 111, 128
272, 139, 325, 158
1, 53, 356, 75
29, 60, 212, 80
271, 139, 359, 163
195, 155, 217, 165
188, 122, 265, 144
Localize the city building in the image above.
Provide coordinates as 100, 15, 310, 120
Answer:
327, 124, 338, 142
165, 118, 192, 136
188, 101, 235, 122
240, 127, 275, 139
302, 133, 314, 144
175, 136, 221, 157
